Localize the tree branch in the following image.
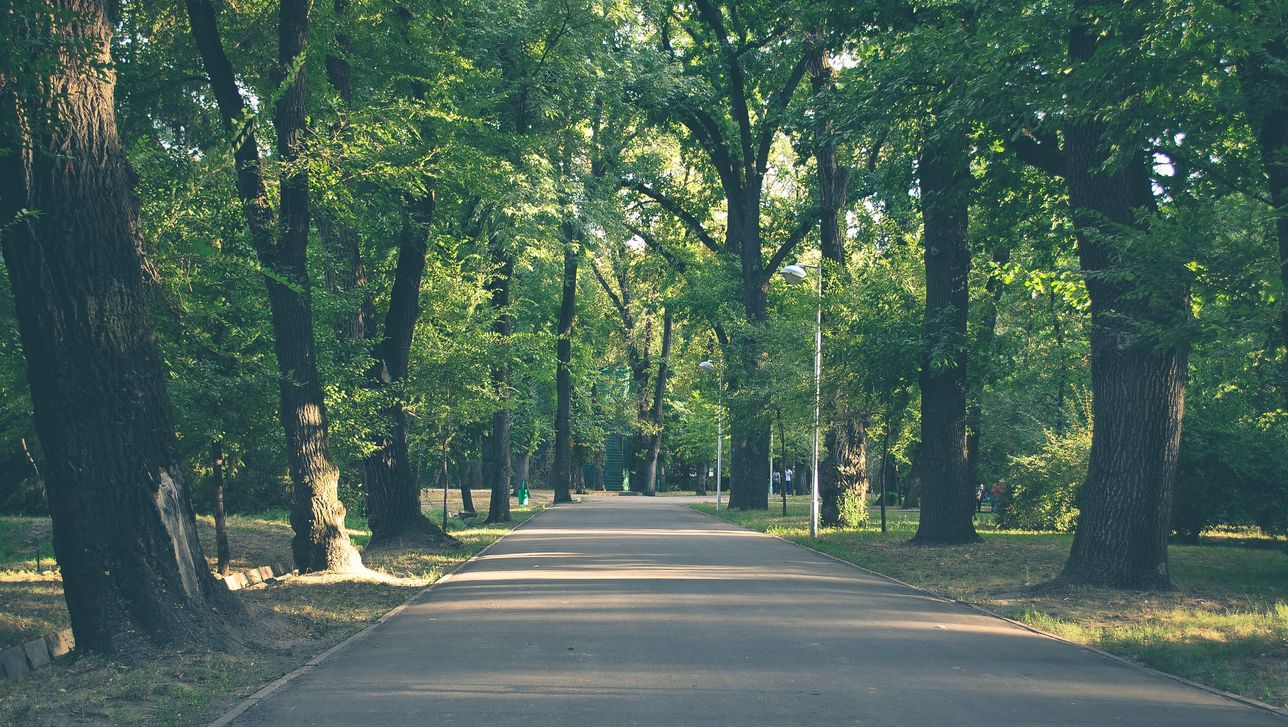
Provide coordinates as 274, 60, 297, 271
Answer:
755, 52, 810, 174
762, 209, 818, 285
625, 223, 688, 272
628, 182, 722, 254
589, 259, 633, 333
692, 0, 755, 179
1010, 130, 1066, 178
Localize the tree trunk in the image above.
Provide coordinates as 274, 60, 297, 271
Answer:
641, 311, 673, 497
212, 441, 231, 576
696, 461, 709, 496
462, 460, 478, 514
593, 451, 606, 491
485, 238, 514, 524
1239, 37, 1288, 396
821, 415, 868, 527
361, 198, 458, 551
1056, 0, 1188, 589
729, 194, 771, 511
552, 240, 578, 504
185, 0, 357, 572
515, 452, 531, 491
0, 0, 239, 653
911, 124, 979, 545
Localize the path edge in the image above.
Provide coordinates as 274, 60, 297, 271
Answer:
688, 505, 1288, 721
207, 507, 550, 727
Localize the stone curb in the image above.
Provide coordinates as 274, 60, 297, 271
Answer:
0, 628, 74, 681
221, 562, 293, 591
0, 561, 291, 683
689, 505, 1288, 721
207, 509, 549, 726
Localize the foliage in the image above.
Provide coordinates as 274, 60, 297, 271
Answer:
997, 395, 1092, 533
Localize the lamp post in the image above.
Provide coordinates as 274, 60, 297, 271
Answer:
779, 263, 822, 539
699, 359, 722, 511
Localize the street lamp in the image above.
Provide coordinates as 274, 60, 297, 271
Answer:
779, 262, 822, 539
699, 359, 722, 512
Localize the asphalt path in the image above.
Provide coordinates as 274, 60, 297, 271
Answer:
229, 496, 1286, 726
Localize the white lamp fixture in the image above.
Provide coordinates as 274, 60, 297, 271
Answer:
778, 264, 809, 285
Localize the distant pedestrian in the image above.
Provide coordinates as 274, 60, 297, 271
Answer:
785, 467, 794, 494
772, 470, 781, 494
975, 483, 985, 512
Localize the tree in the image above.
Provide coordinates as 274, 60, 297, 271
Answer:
0, 0, 239, 653
911, 121, 979, 544
552, 236, 579, 504
1009, 0, 1189, 587
630, 1, 815, 509
184, 0, 358, 571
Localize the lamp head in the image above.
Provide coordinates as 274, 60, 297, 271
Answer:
778, 264, 809, 285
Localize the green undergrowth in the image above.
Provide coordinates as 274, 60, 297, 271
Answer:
696, 498, 1288, 708
0, 505, 542, 725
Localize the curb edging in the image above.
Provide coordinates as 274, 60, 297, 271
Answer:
206, 508, 548, 727
688, 505, 1288, 721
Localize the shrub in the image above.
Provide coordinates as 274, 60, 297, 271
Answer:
997, 395, 1091, 533
837, 486, 868, 528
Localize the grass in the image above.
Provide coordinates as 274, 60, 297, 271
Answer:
0, 501, 545, 725
696, 497, 1288, 708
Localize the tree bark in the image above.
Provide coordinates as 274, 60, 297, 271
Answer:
911, 124, 980, 545
360, 196, 458, 550
1056, 0, 1187, 589
821, 415, 869, 527
212, 441, 231, 576
552, 239, 578, 504
0, 0, 239, 653
729, 193, 772, 511
641, 311, 673, 496
485, 236, 514, 524
184, 0, 358, 572
462, 459, 478, 514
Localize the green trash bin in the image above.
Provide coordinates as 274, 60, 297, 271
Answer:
517, 479, 530, 506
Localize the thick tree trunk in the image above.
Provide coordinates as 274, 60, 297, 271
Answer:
0, 0, 238, 652
552, 240, 578, 504
593, 452, 605, 491
1054, 0, 1188, 590
486, 239, 514, 524
641, 311, 673, 497
696, 461, 709, 496
361, 199, 457, 551
820, 415, 869, 527
185, 0, 357, 572
911, 125, 979, 545
212, 441, 231, 576
1239, 38, 1288, 391
729, 194, 771, 511
515, 452, 531, 490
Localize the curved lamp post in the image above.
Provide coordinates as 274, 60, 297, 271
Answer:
779, 263, 821, 539
699, 359, 722, 511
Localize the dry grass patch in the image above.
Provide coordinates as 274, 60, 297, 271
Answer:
0, 504, 543, 725
698, 498, 1288, 708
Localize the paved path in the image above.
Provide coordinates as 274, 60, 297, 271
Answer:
231, 497, 1285, 726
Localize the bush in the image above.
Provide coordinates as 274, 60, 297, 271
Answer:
1174, 400, 1288, 542
837, 486, 868, 528
997, 396, 1091, 533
